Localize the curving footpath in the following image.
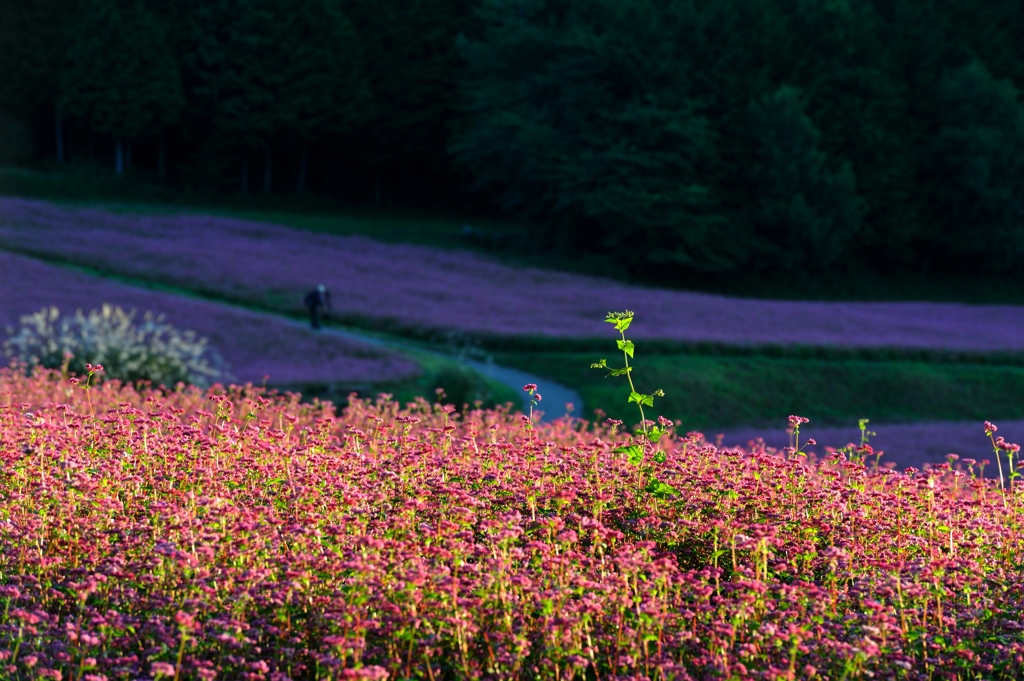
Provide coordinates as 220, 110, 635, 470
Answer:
307, 320, 584, 421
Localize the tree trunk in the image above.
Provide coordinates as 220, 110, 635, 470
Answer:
263, 146, 273, 193
297, 141, 309, 196
158, 132, 166, 177
242, 150, 249, 193
374, 166, 382, 204
115, 138, 124, 175
401, 161, 409, 206
55, 110, 65, 164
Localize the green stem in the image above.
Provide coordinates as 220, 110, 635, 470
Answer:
173, 630, 188, 681
620, 329, 647, 440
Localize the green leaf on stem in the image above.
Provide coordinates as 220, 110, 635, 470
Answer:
629, 391, 654, 407
614, 444, 645, 466
645, 477, 678, 499
648, 425, 666, 443
616, 339, 635, 358
604, 311, 634, 333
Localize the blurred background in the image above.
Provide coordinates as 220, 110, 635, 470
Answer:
2, 0, 1024, 470
1, 0, 1023, 298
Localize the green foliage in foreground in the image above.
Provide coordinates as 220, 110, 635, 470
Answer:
499, 350, 1024, 430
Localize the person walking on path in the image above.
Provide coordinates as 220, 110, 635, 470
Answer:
303, 284, 332, 329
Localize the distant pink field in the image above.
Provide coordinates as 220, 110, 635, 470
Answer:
3, 197, 1024, 350
0, 251, 419, 386
720, 418, 1024, 475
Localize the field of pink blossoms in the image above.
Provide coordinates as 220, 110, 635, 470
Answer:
0, 251, 419, 386
2, 197, 1024, 350
2, 367, 1023, 680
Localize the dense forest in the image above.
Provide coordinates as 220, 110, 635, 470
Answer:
1, 0, 1023, 282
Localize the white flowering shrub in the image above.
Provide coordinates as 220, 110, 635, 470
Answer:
3, 305, 230, 388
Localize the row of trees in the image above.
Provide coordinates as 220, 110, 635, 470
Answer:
452, 0, 1024, 276
0, 0, 472, 201
1, 0, 1023, 278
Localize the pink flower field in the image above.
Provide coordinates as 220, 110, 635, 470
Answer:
1, 368, 1023, 679
3, 197, 1024, 350
0, 251, 419, 387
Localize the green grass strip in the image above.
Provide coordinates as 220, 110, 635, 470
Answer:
496, 351, 1024, 431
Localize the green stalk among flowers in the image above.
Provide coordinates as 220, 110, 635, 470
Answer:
591, 311, 677, 500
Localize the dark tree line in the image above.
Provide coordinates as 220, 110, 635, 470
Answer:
1, 0, 1023, 280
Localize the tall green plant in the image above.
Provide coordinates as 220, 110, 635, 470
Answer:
591, 311, 677, 499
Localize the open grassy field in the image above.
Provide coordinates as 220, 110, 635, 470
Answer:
7, 235, 1024, 446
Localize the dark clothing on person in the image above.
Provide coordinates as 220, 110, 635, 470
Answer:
303, 287, 332, 329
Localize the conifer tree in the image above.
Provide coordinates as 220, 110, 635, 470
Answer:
0, 0, 73, 162
725, 0, 915, 269
929, 60, 1024, 271
746, 86, 863, 270
345, 0, 476, 203
277, 0, 373, 196
176, 0, 282, 191
452, 0, 730, 273
60, 0, 182, 174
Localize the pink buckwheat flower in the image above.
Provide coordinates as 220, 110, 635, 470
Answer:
151, 662, 177, 678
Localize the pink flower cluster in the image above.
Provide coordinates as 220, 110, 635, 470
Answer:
3, 197, 1024, 350
1, 367, 1022, 679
